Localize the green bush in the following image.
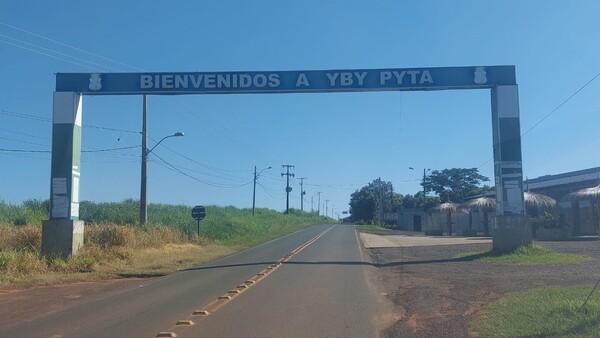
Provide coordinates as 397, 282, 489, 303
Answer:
531, 212, 560, 229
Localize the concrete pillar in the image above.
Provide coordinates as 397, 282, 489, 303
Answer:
490, 85, 532, 252
42, 92, 84, 257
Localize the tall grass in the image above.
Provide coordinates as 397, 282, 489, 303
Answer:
0, 199, 48, 226
0, 199, 328, 245
0, 200, 330, 285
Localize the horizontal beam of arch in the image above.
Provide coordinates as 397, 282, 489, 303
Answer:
56, 65, 516, 95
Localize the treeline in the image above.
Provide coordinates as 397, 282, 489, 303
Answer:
349, 168, 493, 224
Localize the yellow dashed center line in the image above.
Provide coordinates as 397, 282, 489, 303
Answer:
155, 225, 336, 337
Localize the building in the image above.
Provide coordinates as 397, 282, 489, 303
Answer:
525, 166, 600, 235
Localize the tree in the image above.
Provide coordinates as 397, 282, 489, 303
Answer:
422, 168, 490, 203
349, 187, 376, 223
349, 178, 402, 223
402, 192, 440, 210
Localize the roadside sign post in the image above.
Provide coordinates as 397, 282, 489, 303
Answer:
192, 205, 206, 236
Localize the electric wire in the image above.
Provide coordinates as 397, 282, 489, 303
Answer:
0, 127, 50, 140
0, 38, 100, 71
0, 108, 140, 135
149, 138, 252, 177
0, 109, 50, 122
0, 136, 49, 147
477, 70, 600, 169
82, 145, 140, 153
0, 148, 49, 153
1, 107, 256, 182
0, 33, 112, 71
0, 21, 143, 71
151, 152, 253, 189
257, 182, 285, 200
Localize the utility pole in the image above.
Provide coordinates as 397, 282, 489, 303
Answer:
252, 166, 272, 216
325, 199, 329, 219
252, 166, 257, 216
409, 167, 431, 209
281, 165, 295, 214
311, 195, 314, 213
317, 192, 322, 216
139, 95, 183, 227
140, 95, 148, 226
298, 177, 307, 212
423, 168, 427, 200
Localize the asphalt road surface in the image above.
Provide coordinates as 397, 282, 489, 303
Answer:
1, 224, 385, 337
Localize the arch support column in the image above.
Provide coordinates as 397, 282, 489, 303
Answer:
42, 92, 84, 257
491, 85, 532, 251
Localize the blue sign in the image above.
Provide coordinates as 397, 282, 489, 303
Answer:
192, 205, 206, 221
56, 66, 516, 95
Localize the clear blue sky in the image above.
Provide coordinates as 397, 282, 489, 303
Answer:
1, 1, 599, 216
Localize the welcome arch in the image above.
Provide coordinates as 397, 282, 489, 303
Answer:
44, 65, 531, 256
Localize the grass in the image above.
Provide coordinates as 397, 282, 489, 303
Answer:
456, 243, 589, 265
0, 200, 332, 288
472, 285, 600, 337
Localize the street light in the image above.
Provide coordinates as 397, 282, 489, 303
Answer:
253, 166, 272, 216
409, 167, 431, 207
148, 132, 184, 154
140, 131, 184, 226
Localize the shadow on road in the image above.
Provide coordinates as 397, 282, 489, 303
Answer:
184, 255, 483, 272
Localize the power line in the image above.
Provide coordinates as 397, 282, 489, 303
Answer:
0, 108, 140, 134
0, 20, 143, 71
82, 145, 140, 153
85, 125, 140, 134
0, 107, 256, 176
0, 38, 100, 70
0, 33, 112, 71
0, 109, 50, 122
0, 152, 50, 160
257, 182, 285, 200
0, 135, 49, 147
478, 70, 600, 169
0, 145, 140, 154
0, 148, 49, 153
152, 152, 253, 189
521, 71, 600, 137
0, 127, 50, 140
150, 138, 252, 176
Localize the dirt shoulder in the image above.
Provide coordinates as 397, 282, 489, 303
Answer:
362, 237, 600, 337
0, 278, 148, 328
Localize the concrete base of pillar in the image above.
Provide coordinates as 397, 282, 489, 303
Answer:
42, 219, 84, 258
492, 215, 532, 253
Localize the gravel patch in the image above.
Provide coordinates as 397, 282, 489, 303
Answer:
364, 238, 600, 337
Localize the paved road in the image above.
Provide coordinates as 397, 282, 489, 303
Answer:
1, 224, 384, 337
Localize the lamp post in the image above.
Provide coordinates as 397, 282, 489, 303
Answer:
140, 130, 184, 226
253, 166, 272, 216
409, 167, 431, 208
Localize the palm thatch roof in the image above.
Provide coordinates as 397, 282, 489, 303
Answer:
462, 197, 496, 211
429, 202, 466, 214
563, 184, 600, 201
524, 191, 556, 209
